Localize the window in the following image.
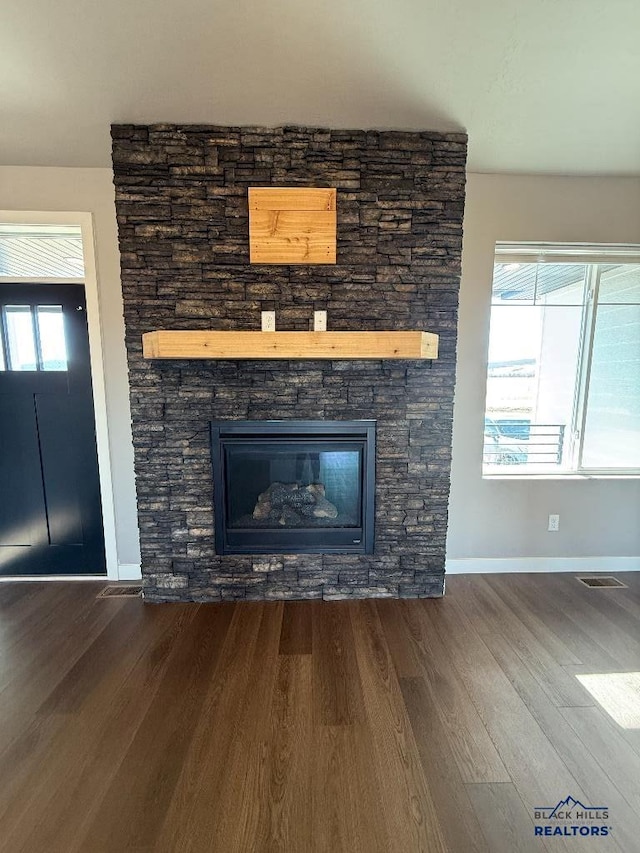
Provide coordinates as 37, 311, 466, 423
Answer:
0, 304, 68, 371
483, 244, 640, 476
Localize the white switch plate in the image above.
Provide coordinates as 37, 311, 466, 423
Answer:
261, 311, 276, 332
548, 514, 560, 532
314, 310, 327, 332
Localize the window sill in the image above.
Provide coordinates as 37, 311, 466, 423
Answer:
483, 472, 640, 481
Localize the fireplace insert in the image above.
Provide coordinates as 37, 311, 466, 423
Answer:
210, 420, 375, 555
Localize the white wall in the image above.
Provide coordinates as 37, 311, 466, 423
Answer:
0, 167, 140, 571
448, 174, 640, 570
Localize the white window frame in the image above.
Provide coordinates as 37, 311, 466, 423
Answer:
484, 242, 640, 479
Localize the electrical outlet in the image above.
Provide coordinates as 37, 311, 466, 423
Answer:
548, 514, 560, 532
261, 311, 276, 332
314, 310, 327, 332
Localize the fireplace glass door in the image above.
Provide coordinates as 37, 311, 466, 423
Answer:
210, 421, 375, 555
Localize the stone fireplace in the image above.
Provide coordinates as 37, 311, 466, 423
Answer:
111, 123, 467, 601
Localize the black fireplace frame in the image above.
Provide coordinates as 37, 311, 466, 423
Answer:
210, 420, 376, 555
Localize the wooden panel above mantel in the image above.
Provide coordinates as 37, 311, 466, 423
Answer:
142, 330, 439, 360
248, 187, 337, 264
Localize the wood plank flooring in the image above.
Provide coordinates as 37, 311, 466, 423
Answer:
0, 573, 639, 852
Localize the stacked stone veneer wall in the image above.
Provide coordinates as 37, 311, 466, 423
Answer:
111, 124, 467, 602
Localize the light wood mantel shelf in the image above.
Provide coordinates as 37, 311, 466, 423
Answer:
142, 330, 439, 360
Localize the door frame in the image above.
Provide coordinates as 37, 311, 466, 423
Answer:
0, 210, 120, 580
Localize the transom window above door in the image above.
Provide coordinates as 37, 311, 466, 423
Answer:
0, 223, 84, 278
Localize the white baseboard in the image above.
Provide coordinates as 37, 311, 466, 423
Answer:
0, 575, 107, 582
0, 563, 141, 582
118, 563, 142, 580
445, 556, 640, 574
2, 560, 635, 583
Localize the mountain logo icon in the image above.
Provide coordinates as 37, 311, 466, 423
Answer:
549, 797, 588, 818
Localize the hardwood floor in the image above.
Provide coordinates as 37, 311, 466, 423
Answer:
0, 573, 639, 851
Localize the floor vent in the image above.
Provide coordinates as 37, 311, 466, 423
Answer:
577, 576, 627, 589
97, 585, 143, 598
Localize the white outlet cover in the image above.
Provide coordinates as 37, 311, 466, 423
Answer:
261, 311, 276, 332
314, 310, 327, 332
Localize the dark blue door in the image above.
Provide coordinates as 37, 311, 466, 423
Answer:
0, 283, 105, 575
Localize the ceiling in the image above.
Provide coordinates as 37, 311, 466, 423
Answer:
1, 0, 639, 174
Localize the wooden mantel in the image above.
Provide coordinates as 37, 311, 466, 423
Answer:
142, 330, 439, 360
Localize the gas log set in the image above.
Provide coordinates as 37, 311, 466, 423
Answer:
251, 482, 339, 527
